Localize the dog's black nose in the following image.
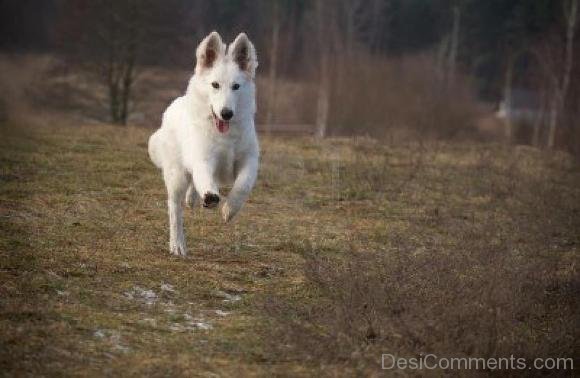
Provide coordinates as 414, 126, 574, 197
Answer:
221, 108, 233, 121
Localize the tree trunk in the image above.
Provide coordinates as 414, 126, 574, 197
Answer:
532, 92, 546, 147
344, 0, 357, 58
447, 5, 461, 86
316, 54, 330, 139
119, 59, 135, 125
109, 81, 120, 123
436, 35, 450, 81
265, 1, 279, 133
502, 52, 515, 142
368, 0, 387, 53
315, 0, 330, 138
547, 93, 560, 148
548, 0, 578, 149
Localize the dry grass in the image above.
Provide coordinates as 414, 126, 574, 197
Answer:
260, 142, 580, 376
0, 122, 300, 376
0, 121, 578, 376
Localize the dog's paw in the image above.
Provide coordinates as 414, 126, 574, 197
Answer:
202, 192, 220, 208
221, 200, 241, 223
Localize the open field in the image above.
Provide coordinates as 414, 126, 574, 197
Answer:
1, 122, 579, 376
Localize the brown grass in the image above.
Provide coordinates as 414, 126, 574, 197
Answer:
0, 121, 578, 376
259, 141, 580, 376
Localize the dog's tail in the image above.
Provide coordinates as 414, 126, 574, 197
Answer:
148, 130, 163, 169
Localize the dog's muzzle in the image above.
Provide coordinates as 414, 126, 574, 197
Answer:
211, 108, 230, 134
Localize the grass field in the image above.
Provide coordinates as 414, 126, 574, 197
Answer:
1, 122, 578, 376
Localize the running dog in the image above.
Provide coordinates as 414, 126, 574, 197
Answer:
148, 31, 259, 256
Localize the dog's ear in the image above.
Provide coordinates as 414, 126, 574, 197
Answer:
229, 33, 258, 78
195, 31, 225, 74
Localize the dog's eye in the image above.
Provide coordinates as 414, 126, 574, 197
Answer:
232, 83, 240, 90
211, 82, 220, 89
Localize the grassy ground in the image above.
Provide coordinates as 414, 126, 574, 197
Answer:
1, 122, 578, 377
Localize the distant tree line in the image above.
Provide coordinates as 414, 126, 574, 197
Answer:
1, 0, 579, 153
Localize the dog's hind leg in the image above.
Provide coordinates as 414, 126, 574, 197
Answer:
164, 168, 189, 256
185, 182, 198, 208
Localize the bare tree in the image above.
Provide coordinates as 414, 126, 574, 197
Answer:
343, 0, 363, 57
501, 49, 531, 142
56, 0, 178, 125
502, 51, 516, 141
447, 4, 461, 86
103, 1, 141, 124
315, 0, 331, 138
532, 89, 549, 147
547, 0, 578, 148
265, 1, 280, 132
436, 2, 462, 87
367, 0, 390, 53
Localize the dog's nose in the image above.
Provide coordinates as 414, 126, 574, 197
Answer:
220, 108, 233, 121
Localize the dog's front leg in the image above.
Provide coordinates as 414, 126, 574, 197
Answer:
222, 154, 258, 223
191, 161, 221, 208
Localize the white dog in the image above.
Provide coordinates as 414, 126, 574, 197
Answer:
148, 31, 259, 256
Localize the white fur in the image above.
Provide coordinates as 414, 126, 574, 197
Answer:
148, 31, 259, 256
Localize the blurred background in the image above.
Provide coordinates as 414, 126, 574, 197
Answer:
0, 0, 579, 155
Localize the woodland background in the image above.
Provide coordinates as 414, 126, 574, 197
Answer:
1, 0, 580, 156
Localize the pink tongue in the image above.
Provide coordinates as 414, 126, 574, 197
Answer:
217, 119, 229, 133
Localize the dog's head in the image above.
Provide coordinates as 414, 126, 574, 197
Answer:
195, 31, 258, 134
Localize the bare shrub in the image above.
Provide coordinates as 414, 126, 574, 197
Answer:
260, 147, 579, 374
0, 54, 56, 124
255, 77, 318, 127
328, 53, 482, 141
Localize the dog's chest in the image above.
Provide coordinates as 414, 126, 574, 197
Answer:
210, 140, 236, 184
